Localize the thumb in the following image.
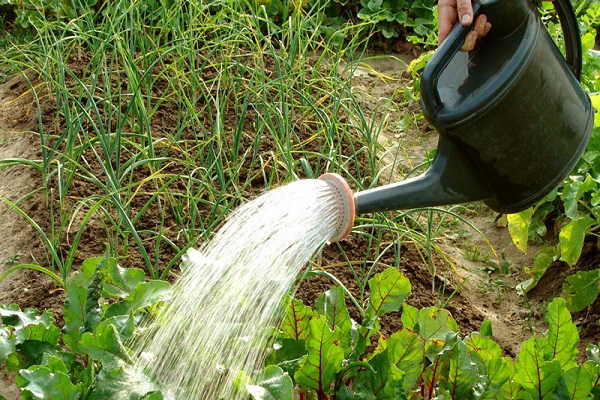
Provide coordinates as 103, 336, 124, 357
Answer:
457, 0, 474, 25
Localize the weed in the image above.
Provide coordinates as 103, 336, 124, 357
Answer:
482, 274, 507, 304
461, 244, 489, 263
3, 253, 20, 266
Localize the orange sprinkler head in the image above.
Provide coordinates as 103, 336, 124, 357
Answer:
318, 173, 355, 243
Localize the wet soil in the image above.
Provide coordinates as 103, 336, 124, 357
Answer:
0, 51, 599, 399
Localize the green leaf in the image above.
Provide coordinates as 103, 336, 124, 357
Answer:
281, 298, 314, 341
417, 307, 458, 341
63, 274, 89, 351
443, 337, 478, 399
422, 337, 453, 393
0, 306, 58, 345
561, 174, 596, 219
581, 31, 596, 52
350, 331, 411, 399
559, 216, 595, 266
40, 355, 70, 375
0, 306, 62, 370
497, 360, 520, 400
10, 340, 61, 371
480, 320, 493, 338
516, 278, 536, 297
246, 365, 293, 400
365, 0, 383, 12
401, 303, 418, 331
582, 359, 600, 392
141, 392, 164, 400
103, 262, 146, 299
316, 285, 352, 335
97, 314, 135, 343
265, 340, 305, 382
316, 286, 353, 355
356, 349, 403, 399
79, 323, 130, 370
466, 332, 503, 361
543, 298, 579, 369
80, 257, 104, 278
507, 208, 534, 253
394, 11, 408, 23
514, 337, 562, 399
86, 368, 163, 400
17, 366, 80, 400
386, 329, 424, 391
518, 246, 557, 294
381, 26, 399, 39
89, 367, 163, 400
11, 315, 60, 348
105, 280, 171, 318
295, 315, 344, 396
474, 357, 513, 399
563, 269, 600, 312
0, 334, 15, 363
366, 267, 411, 319
529, 203, 555, 239
591, 190, 600, 207
465, 334, 511, 398
350, 354, 387, 398
586, 343, 600, 364
558, 366, 593, 400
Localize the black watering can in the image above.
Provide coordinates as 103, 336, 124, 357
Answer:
352, 0, 594, 215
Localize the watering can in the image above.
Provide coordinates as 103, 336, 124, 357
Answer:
331, 0, 594, 225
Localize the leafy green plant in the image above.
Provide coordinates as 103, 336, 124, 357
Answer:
256, 268, 600, 399
563, 268, 600, 312
0, 255, 170, 399
0, 0, 97, 29
4, 264, 598, 399
356, 0, 436, 41
252, 0, 439, 48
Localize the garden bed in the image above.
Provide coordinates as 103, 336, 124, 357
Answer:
0, 49, 599, 399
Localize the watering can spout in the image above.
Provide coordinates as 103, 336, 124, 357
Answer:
353, 138, 490, 214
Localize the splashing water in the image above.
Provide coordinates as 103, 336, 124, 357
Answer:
125, 177, 351, 399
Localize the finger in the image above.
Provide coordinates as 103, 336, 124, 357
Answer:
460, 15, 491, 51
473, 14, 488, 37
482, 21, 492, 37
460, 30, 478, 52
457, 0, 474, 25
438, 0, 458, 44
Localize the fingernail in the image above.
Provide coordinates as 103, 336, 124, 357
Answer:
461, 14, 472, 25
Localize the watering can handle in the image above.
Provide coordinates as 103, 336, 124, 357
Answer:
420, 2, 484, 116
421, 0, 583, 115
553, 0, 582, 79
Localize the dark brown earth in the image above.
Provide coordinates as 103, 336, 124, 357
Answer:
0, 50, 599, 399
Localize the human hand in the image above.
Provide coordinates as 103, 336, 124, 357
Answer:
438, 0, 491, 51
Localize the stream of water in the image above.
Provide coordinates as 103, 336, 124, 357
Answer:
124, 178, 348, 399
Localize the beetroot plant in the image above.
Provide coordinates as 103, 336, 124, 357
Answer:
256, 267, 600, 399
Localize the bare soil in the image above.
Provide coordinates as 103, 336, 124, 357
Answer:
0, 52, 598, 399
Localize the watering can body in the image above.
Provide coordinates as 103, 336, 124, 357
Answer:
354, 0, 594, 215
